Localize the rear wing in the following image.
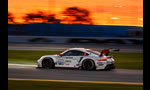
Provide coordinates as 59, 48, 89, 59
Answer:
100, 48, 120, 56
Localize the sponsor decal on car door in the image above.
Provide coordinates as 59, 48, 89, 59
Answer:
56, 56, 74, 67
56, 50, 84, 68
63, 56, 79, 68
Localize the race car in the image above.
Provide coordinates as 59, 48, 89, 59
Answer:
37, 48, 116, 70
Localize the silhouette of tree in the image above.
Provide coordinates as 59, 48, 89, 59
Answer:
8, 12, 14, 24
47, 14, 61, 24
62, 7, 93, 25
23, 11, 61, 24
23, 11, 47, 23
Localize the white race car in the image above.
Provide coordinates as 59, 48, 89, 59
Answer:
37, 48, 116, 70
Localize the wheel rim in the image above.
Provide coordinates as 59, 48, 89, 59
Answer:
83, 60, 94, 70
42, 59, 53, 68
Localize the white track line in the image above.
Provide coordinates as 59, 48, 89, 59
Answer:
8, 63, 36, 67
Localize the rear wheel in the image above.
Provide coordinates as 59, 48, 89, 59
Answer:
82, 59, 95, 70
42, 58, 54, 69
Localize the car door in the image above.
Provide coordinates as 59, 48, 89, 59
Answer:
57, 50, 85, 68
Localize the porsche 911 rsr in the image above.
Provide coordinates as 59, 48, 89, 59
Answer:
37, 48, 116, 70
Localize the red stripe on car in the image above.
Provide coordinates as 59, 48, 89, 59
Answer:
97, 57, 107, 61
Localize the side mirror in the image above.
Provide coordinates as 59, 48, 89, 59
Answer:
59, 54, 62, 57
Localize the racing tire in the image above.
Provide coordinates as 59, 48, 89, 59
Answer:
42, 58, 54, 69
82, 59, 95, 70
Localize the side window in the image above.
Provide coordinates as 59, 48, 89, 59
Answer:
63, 51, 74, 56
62, 50, 85, 56
76, 51, 84, 56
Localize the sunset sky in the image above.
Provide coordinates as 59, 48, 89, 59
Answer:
8, 0, 143, 26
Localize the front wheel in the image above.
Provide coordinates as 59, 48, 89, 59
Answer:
42, 58, 54, 69
82, 59, 95, 70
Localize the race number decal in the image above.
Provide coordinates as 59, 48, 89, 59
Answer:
58, 59, 64, 65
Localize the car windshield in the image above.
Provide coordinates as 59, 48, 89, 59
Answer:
86, 49, 100, 55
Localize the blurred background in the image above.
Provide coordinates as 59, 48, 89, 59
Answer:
8, 0, 143, 50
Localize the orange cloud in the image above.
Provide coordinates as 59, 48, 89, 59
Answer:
8, 0, 143, 26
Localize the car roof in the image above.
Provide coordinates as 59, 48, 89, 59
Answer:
62, 48, 100, 55
68, 48, 89, 52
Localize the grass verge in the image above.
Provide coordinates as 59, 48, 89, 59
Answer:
8, 50, 143, 69
8, 79, 143, 90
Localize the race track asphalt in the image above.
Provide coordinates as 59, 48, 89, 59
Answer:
8, 65, 143, 83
